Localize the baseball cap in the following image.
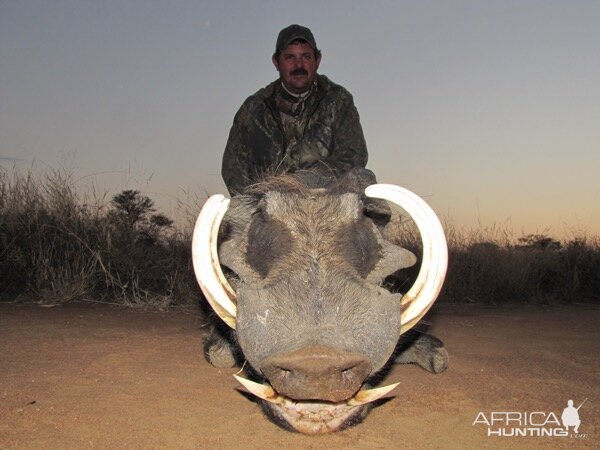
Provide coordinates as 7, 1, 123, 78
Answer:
276, 24, 318, 52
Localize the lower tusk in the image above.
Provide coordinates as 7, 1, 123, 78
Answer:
233, 375, 285, 404
234, 374, 398, 407
346, 382, 400, 406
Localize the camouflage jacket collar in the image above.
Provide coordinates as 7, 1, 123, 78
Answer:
262, 74, 330, 115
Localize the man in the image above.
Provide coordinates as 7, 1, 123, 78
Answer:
221, 24, 369, 195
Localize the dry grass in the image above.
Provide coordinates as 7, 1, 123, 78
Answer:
1, 167, 598, 307
0, 167, 201, 307
385, 213, 600, 304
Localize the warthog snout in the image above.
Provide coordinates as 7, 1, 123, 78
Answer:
260, 344, 372, 403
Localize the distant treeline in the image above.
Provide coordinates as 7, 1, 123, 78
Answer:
1, 169, 599, 307
441, 235, 600, 304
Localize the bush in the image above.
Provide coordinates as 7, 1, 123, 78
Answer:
439, 228, 600, 304
0, 168, 201, 307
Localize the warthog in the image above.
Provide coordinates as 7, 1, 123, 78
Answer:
193, 168, 448, 434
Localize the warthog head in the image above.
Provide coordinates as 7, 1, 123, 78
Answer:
193, 169, 447, 433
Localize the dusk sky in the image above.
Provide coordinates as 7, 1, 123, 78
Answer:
1, 1, 599, 239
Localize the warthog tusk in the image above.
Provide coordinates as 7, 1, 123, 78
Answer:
233, 374, 285, 404
345, 382, 400, 406
192, 195, 237, 329
233, 374, 399, 406
365, 184, 448, 335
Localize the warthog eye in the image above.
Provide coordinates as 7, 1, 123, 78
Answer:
336, 217, 382, 279
246, 210, 292, 278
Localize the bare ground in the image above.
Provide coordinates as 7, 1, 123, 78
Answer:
0, 303, 598, 449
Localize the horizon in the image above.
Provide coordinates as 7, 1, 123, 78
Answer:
2, 159, 596, 244
1, 1, 599, 239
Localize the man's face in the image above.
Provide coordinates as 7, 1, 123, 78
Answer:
273, 42, 321, 94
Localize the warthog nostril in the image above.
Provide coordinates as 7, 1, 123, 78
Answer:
260, 344, 372, 403
342, 367, 354, 381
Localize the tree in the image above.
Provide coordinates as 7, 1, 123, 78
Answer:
110, 190, 173, 245
517, 234, 561, 250
111, 190, 155, 229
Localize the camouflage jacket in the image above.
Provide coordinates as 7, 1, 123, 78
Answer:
221, 75, 368, 195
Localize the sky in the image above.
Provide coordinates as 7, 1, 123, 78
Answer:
1, 0, 599, 239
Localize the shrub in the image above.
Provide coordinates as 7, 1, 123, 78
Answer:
0, 168, 201, 307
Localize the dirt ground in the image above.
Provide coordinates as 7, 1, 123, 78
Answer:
0, 302, 598, 449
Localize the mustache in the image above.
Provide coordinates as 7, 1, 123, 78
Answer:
290, 68, 308, 76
